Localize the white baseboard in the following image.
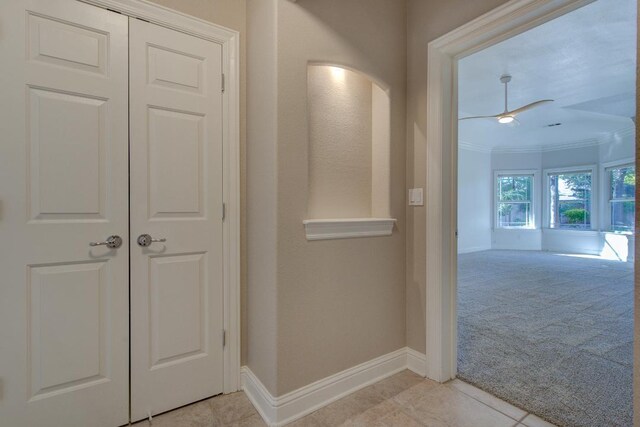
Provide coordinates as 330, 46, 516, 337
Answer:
241, 366, 278, 424
406, 347, 427, 376
457, 245, 491, 254
241, 347, 426, 427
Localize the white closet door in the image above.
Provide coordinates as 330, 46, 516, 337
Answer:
129, 18, 225, 421
0, 1, 129, 426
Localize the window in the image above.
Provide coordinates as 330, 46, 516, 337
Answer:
496, 174, 533, 228
548, 171, 592, 230
608, 164, 635, 232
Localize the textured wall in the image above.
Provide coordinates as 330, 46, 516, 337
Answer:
372, 84, 392, 218
307, 66, 373, 218
147, 0, 244, 31
406, 0, 511, 354
245, 0, 279, 393
244, 0, 407, 396
275, 0, 407, 395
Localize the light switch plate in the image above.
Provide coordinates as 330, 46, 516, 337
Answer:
409, 188, 423, 206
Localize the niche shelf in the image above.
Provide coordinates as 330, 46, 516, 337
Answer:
304, 64, 395, 241
303, 218, 396, 241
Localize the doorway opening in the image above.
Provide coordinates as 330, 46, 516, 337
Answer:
455, 0, 635, 425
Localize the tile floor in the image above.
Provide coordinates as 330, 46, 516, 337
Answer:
132, 370, 557, 427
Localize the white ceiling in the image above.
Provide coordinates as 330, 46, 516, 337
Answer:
458, 0, 636, 151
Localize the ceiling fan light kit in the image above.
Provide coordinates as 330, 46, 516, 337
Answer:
460, 74, 553, 124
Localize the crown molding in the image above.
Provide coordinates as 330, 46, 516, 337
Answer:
460, 124, 635, 154
609, 125, 636, 139
458, 140, 492, 153
491, 137, 603, 154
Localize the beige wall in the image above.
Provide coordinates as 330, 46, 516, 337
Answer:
245, 0, 279, 394
145, 0, 252, 366
246, 0, 407, 396
147, 0, 245, 33
372, 84, 392, 218
405, 0, 511, 354
276, 0, 407, 395
307, 66, 373, 219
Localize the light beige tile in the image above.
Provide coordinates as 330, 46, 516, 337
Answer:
285, 412, 328, 426
378, 409, 423, 427
520, 414, 557, 427
132, 399, 214, 427
306, 399, 364, 426
341, 400, 401, 426
210, 391, 259, 425
391, 379, 440, 406
448, 379, 526, 421
227, 413, 268, 427
304, 387, 386, 426
368, 370, 425, 399
395, 382, 516, 427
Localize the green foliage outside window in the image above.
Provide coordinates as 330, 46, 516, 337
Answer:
549, 172, 591, 230
610, 166, 636, 232
497, 175, 532, 227
563, 208, 589, 224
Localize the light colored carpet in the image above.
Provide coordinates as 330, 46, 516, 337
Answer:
457, 250, 633, 427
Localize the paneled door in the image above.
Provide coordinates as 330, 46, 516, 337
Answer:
0, 1, 129, 426
129, 18, 225, 421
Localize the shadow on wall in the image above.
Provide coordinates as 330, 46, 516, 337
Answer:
406, 122, 427, 350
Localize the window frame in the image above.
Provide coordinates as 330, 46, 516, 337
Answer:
543, 165, 597, 231
493, 169, 538, 230
602, 158, 635, 233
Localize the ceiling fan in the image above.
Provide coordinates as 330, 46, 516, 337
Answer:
459, 74, 553, 124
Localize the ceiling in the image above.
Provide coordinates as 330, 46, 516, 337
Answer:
458, 0, 636, 151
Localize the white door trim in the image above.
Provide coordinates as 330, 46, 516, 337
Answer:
80, 0, 241, 393
424, 0, 595, 382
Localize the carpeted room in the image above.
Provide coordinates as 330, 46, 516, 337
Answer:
457, 250, 633, 426
456, 0, 636, 425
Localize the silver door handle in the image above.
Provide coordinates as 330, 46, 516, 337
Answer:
137, 234, 167, 247
90, 235, 123, 249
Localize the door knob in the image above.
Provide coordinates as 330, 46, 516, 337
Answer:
137, 234, 167, 247
90, 235, 123, 249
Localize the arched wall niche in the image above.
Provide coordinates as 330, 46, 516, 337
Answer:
304, 64, 395, 240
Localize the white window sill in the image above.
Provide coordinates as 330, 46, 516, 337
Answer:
543, 228, 599, 236
303, 218, 396, 241
494, 227, 537, 231
604, 231, 634, 236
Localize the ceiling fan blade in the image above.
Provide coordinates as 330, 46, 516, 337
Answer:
458, 114, 500, 121
508, 99, 554, 116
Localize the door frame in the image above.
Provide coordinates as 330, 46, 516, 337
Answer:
80, 0, 241, 393
424, 0, 596, 382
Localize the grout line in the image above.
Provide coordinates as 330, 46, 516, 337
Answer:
517, 412, 529, 424
450, 381, 525, 422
